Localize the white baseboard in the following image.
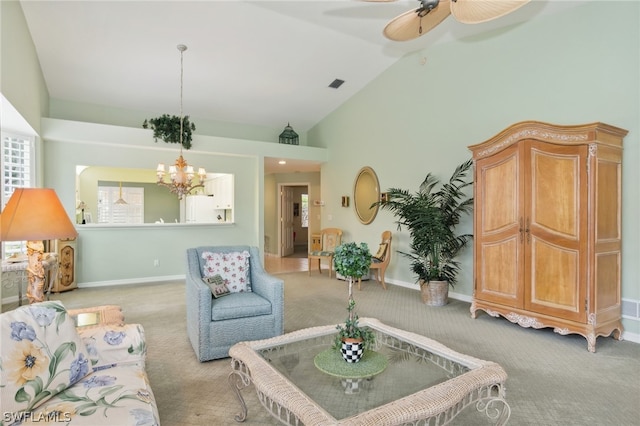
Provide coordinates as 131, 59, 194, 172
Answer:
385, 279, 639, 345
384, 278, 472, 302
79, 275, 185, 288
1, 295, 20, 305
1, 276, 185, 307
622, 331, 640, 344
6, 274, 637, 347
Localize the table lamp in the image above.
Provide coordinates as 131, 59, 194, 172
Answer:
1, 188, 78, 303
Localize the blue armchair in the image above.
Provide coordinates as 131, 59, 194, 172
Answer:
186, 245, 284, 361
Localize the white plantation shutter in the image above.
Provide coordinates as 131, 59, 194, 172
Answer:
97, 186, 144, 224
1, 133, 34, 257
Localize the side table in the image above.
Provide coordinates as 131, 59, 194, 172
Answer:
68, 305, 125, 328
1, 253, 59, 306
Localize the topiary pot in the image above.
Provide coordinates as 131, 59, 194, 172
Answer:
340, 337, 365, 363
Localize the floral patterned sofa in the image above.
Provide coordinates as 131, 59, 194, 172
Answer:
0, 301, 159, 425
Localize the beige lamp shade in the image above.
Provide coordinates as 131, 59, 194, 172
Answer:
450, 0, 531, 24
1, 188, 78, 242
384, 0, 451, 41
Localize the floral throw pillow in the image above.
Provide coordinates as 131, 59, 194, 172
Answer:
0, 301, 94, 416
201, 251, 251, 293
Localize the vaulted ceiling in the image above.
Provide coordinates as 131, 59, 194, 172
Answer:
18, 0, 580, 136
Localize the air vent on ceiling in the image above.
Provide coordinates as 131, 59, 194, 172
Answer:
329, 79, 345, 89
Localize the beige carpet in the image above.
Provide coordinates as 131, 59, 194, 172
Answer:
47, 272, 639, 425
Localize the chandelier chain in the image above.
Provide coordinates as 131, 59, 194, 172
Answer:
179, 44, 185, 153
155, 44, 206, 200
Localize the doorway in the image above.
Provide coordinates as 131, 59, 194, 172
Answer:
278, 183, 310, 258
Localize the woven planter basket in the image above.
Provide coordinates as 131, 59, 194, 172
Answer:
420, 280, 449, 306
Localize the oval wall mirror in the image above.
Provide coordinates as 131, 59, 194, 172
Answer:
353, 166, 380, 225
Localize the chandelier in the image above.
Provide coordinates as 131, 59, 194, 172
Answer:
156, 44, 206, 200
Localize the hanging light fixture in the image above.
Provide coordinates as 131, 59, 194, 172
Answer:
114, 182, 128, 205
156, 44, 206, 200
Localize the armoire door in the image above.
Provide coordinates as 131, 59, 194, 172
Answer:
524, 141, 588, 323
474, 140, 589, 322
473, 143, 525, 308
470, 121, 626, 352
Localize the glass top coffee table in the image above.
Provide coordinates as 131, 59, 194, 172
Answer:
229, 318, 510, 425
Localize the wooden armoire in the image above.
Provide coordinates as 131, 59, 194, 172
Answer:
468, 121, 627, 352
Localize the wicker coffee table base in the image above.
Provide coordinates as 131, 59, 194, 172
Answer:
229, 319, 511, 426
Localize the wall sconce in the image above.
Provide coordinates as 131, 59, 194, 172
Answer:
341, 196, 350, 207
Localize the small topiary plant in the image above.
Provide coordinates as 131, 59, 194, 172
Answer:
333, 242, 375, 351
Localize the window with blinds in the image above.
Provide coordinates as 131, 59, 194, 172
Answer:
1, 133, 35, 257
97, 186, 144, 224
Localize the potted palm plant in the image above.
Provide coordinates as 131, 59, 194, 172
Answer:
375, 159, 474, 306
333, 242, 375, 362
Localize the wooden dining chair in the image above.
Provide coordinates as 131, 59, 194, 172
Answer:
361, 230, 392, 290
308, 228, 343, 278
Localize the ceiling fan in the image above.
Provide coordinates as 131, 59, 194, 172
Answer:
369, 0, 531, 41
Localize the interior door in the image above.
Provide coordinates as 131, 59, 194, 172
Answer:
524, 141, 587, 322
280, 186, 295, 257
474, 143, 525, 308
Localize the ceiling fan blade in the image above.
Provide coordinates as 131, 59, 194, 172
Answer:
383, 0, 451, 41
450, 0, 531, 24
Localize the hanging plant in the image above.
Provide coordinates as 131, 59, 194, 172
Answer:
142, 114, 195, 150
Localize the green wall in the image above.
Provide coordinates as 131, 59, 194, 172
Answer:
2, 1, 638, 337
0, 0, 49, 135
308, 1, 640, 335
0, 0, 50, 187
49, 98, 307, 145
40, 118, 327, 285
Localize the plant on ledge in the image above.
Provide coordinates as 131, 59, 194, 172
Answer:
142, 114, 195, 149
333, 242, 374, 361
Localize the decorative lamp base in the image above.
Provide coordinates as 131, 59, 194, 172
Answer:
26, 240, 46, 304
